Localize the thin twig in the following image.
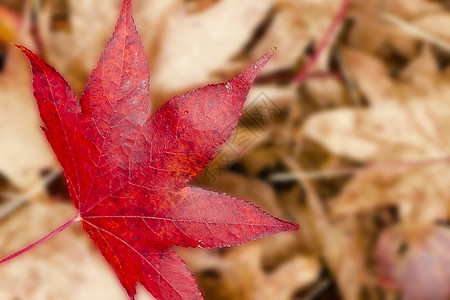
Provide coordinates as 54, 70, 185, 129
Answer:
281, 157, 328, 222
270, 155, 450, 182
0, 170, 61, 221
296, 0, 352, 85
382, 12, 450, 53
301, 279, 331, 300
336, 50, 362, 106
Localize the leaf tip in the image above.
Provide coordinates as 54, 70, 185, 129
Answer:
11, 43, 36, 61
254, 49, 275, 70
240, 49, 274, 83
282, 220, 300, 232
121, 0, 132, 15
11, 43, 26, 52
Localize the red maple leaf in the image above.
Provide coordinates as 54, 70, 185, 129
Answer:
1, 0, 298, 299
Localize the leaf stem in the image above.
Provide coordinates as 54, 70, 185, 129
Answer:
296, 0, 352, 85
0, 214, 81, 265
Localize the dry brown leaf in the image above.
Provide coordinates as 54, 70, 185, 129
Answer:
330, 164, 450, 226
305, 47, 450, 237
349, 5, 416, 58
38, 0, 119, 93
348, 0, 445, 57
133, 0, 180, 57
305, 76, 347, 107
0, 51, 56, 189
179, 238, 320, 300
305, 47, 450, 161
339, 48, 398, 104
178, 242, 263, 300
260, 231, 303, 270
321, 217, 368, 300
253, 255, 320, 300
328, 171, 400, 217
150, 0, 275, 107
304, 101, 448, 162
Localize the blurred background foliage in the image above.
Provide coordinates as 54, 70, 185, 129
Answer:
0, 0, 449, 299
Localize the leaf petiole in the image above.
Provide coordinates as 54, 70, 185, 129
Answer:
295, 0, 352, 85
0, 214, 81, 265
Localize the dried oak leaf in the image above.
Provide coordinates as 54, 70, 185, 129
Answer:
2, 0, 298, 299
151, 0, 275, 107
304, 48, 450, 221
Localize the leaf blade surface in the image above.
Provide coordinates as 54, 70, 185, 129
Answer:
16, 0, 299, 298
